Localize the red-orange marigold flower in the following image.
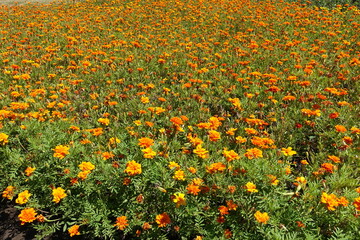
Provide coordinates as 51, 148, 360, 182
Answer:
114, 216, 129, 230
156, 212, 171, 227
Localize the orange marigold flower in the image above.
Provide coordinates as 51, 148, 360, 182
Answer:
156, 212, 171, 227
170, 117, 184, 125
244, 148, 263, 159
327, 155, 341, 163
0, 133, 9, 145
245, 128, 258, 135
25, 167, 36, 177
18, 208, 37, 225
353, 197, 360, 211
245, 182, 258, 193
254, 211, 270, 224
98, 118, 110, 126
186, 184, 201, 195
321, 192, 343, 211
218, 205, 229, 215
335, 125, 347, 132
226, 200, 238, 211
52, 187, 67, 203
206, 162, 226, 174
77, 170, 91, 180
124, 160, 142, 176
68, 225, 80, 237
138, 137, 154, 148
342, 136, 353, 145
2, 186, 15, 200
321, 163, 335, 173
222, 149, 240, 161
16, 190, 31, 205
114, 216, 129, 230
53, 145, 70, 159
208, 130, 221, 142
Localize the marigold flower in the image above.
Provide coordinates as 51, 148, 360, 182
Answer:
226, 200, 238, 211
353, 197, 360, 211
77, 170, 91, 180
321, 163, 335, 173
218, 205, 229, 215
79, 162, 95, 171
53, 145, 70, 159
155, 212, 171, 227
16, 190, 31, 205
138, 137, 154, 148
170, 117, 184, 125
186, 183, 201, 195
172, 192, 186, 207
206, 162, 226, 174
327, 155, 341, 163
68, 225, 80, 237
24, 167, 36, 177
244, 148, 263, 159
208, 130, 221, 142
2, 186, 15, 200
141, 147, 156, 158
254, 211, 270, 224
235, 136, 247, 144
0, 133, 9, 145
193, 144, 209, 159
173, 169, 185, 181
124, 160, 142, 176
52, 187, 67, 203
168, 161, 180, 170
245, 182, 258, 193
281, 147, 297, 156
18, 208, 37, 225
335, 125, 347, 132
114, 216, 129, 230
223, 149, 240, 161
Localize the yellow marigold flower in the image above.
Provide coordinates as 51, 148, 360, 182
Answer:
173, 170, 185, 181
52, 187, 67, 203
244, 148, 263, 159
68, 225, 80, 237
155, 212, 171, 227
18, 208, 37, 225
124, 160, 142, 176
0, 133, 9, 145
193, 144, 209, 159
16, 190, 31, 205
53, 145, 70, 159
109, 137, 121, 145
141, 147, 156, 158
245, 182, 258, 193
235, 136, 247, 144
78, 162, 95, 171
2, 186, 15, 200
172, 192, 186, 208
114, 216, 129, 230
254, 211, 270, 224
77, 170, 91, 180
281, 147, 297, 156
25, 167, 36, 177
168, 161, 180, 170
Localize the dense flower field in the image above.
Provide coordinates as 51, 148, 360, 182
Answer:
0, 0, 359, 239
